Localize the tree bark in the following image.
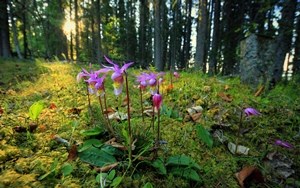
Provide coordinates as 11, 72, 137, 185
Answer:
154, 0, 163, 71
195, 0, 207, 71
0, 0, 11, 57
208, 0, 220, 75
292, 16, 300, 77
271, 0, 297, 86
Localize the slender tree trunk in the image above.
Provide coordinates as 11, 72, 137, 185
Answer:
0, 0, 11, 57
139, 0, 146, 67
8, 0, 23, 59
95, 0, 102, 64
75, 0, 79, 60
271, 0, 297, 86
154, 0, 163, 71
293, 16, 300, 77
21, 0, 28, 58
195, 0, 207, 71
208, 0, 220, 75
182, 0, 192, 69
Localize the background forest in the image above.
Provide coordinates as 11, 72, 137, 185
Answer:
0, 0, 300, 87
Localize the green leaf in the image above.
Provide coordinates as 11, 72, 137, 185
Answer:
61, 163, 73, 176
151, 158, 167, 175
170, 167, 202, 182
77, 139, 103, 152
96, 173, 108, 184
78, 147, 117, 167
107, 169, 116, 181
29, 101, 44, 120
196, 125, 213, 148
122, 127, 129, 145
80, 127, 103, 136
166, 155, 201, 170
111, 176, 122, 187
38, 158, 58, 180
143, 182, 154, 188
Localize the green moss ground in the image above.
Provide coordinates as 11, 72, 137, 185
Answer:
0, 59, 299, 187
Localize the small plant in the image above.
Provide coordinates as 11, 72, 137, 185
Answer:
28, 100, 44, 124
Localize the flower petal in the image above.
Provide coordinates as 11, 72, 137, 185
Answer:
120, 62, 134, 72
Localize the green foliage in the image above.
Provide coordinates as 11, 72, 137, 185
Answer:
80, 127, 103, 136
96, 170, 122, 188
77, 139, 103, 152
196, 124, 213, 148
169, 167, 202, 182
28, 101, 44, 121
38, 158, 59, 180
166, 155, 201, 171
78, 146, 117, 167
143, 182, 154, 188
151, 157, 167, 175
61, 163, 73, 177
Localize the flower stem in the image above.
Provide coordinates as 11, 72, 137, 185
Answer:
139, 87, 144, 123
85, 83, 93, 119
124, 72, 132, 165
98, 96, 115, 137
235, 110, 244, 154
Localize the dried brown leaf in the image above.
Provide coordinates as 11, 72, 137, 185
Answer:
191, 112, 202, 122
218, 92, 233, 102
67, 144, 78, 161
94, 162, 119, 172
254, 86, 264, 97
235, 166, 264, 188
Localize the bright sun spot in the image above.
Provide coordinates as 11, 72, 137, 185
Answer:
63, 20, 75, 35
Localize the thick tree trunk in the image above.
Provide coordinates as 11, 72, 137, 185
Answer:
0, 0, 11, 58
271, 0, 297, 86
195, 0, 207, 71
154, 0, 163, 71
21, 0, 28, 58
139, 0, 146, 67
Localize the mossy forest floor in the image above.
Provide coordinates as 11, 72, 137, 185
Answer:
0, 59, 299, 188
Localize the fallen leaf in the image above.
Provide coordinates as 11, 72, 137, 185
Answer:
68, 144, 78, 161
49, 103, 57, 109
103, 107, 115, 114
228, 142, 249, 155
94, 162, 119, 172
191, 112, 202, 122
218, 92, 232, 102
254, 86, 264, 97
235, 166, 264, 188
224, 85, 230, 91
121, 97, 128, 107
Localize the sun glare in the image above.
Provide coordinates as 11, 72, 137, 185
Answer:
63, 20, 75, 35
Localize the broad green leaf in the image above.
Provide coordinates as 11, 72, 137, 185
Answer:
80, 127, 102, 136
29, 101, 44, 120
107, 169, 116, 181
78, 147, 117, 167
170, 167, 202, 182
77, 139, 103, 152
38, 158, 58, 180
196, 125, 213, 148
61, 163, 73, 176
151, 158, 167, 175
111, 176, 122, 187
101, 145, 124, 156
143, 182, 154, 188
166, 155, 201, 170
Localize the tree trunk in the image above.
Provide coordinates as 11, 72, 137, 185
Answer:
182, 0, 192, 69
139, 0, 146, 67
95, 0, 102, 63
208, 0, 220, 75
8, 0, 23, 59
0, 0, 11, 58
293, 16, 300, 77
75, 0, 79, 60
271, 0, 297, 86
154, 0, 163, 71
195, 0, 207, 71
21, 0, 28, 58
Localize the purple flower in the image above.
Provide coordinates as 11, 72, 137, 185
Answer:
136, 72, 149, 90
173, 72, 180, 79
94, 75, 106, 97
76, 69, 90, 82
274, 139, 293, 149
152, 93, 163, 110
98, 56, 134, 96
244, 107, 260, 117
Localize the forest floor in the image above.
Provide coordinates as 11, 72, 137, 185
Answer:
0, 59, 299, 188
